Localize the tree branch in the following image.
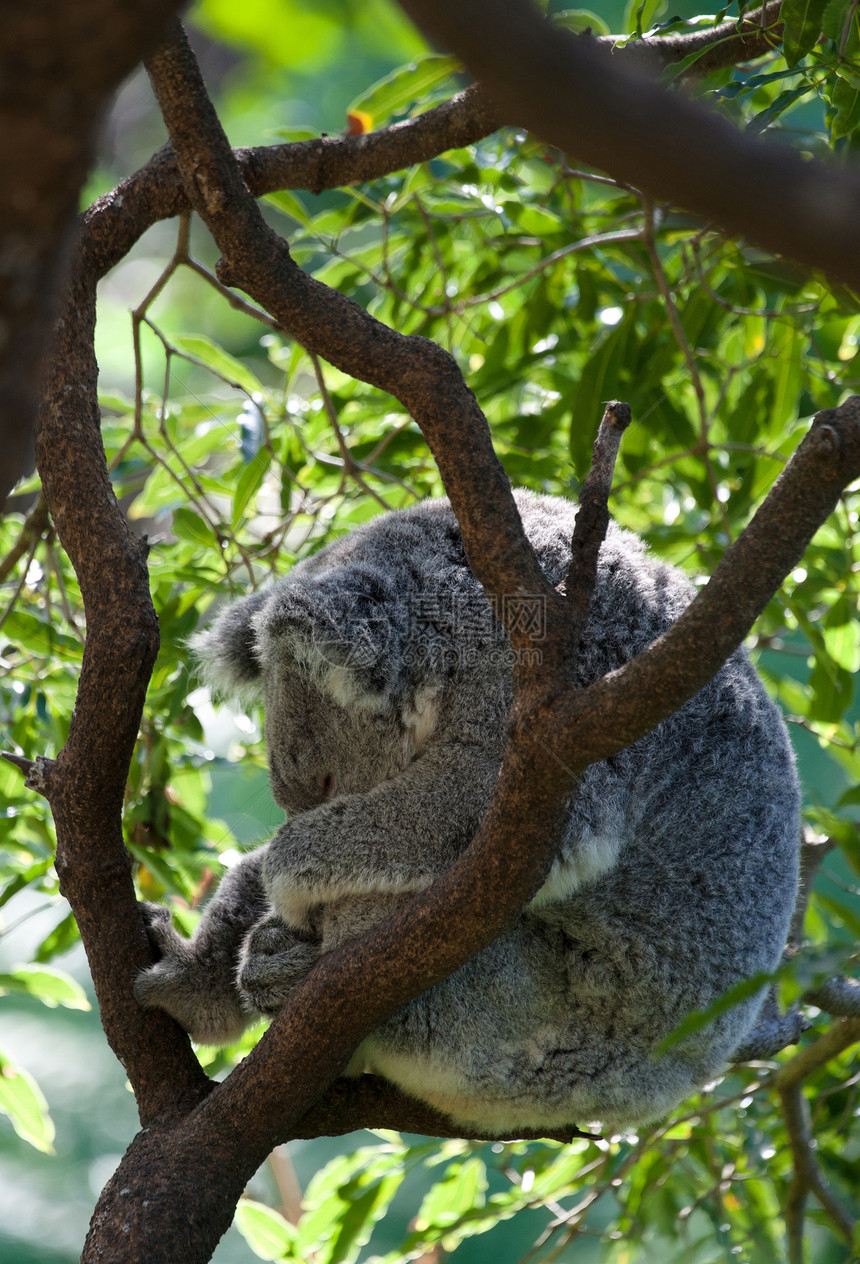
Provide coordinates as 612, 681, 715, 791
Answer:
398, 0, 860, 291
32, 230, 212, 1126
287, 1076, 593, 1143
561, 400, 631, 645
67, 4, 787, 314
774, 1017, 860, 1092
0, 0, 186, 510
788, 827, 837, 952
545, 398, 860, 770
805, 977, 860, 1018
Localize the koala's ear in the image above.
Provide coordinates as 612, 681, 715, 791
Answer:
190, 590, 271, 705
260, 564, 406, 712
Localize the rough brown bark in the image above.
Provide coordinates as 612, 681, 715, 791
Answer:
0, 0, 184, 509
32, 233, 212, 1125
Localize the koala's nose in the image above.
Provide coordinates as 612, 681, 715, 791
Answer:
319, 772, 335, 800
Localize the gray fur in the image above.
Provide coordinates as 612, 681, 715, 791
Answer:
135, 490, 800, 1132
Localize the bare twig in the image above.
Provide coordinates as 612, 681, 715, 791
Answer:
774, 1017, 860, 1093
805, 977, 860, 1018
778, 1081, 856, 1257
1, 750, 38, 777
561, 400, 631, 646
788, 828, 837, 951
0, 495, 49, 583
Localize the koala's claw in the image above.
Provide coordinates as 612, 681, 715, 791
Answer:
238, 915, 321, 1016
134, 902, 248, 1045
138, 901, 181, 962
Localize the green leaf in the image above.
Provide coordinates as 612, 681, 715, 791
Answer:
569, 310, 636, 473
815, 891, 860, 938
0, 965, 90, 1010
298, 1147, 408, 1264
268, 126, 319, 143
823, 617, 860, 673
171, 335, 263, 395
782, 0, 829, 65
0, 1051, 55, 1153
232, 449, 272, 530
808, 655, 855, 722
326, 1172, 404, 1264
234, 1199, 296, 1261
2, 610, 83, 661
552, 9, 610, 37
34, 911, 80, 963
265, 190, 312, 228
348, 54, 461, 126
822, 0, 853, 40
626, 0, 667, 37
0, 858, 54, 908
172, 506, 219, 548
656, 971, 775, 1053
831, 73, 860, 139
416, 1158, 488, 1229
830, 4, 860, 138
748, 84, 813, 133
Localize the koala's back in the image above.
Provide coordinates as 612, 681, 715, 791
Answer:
314, 490, 799, 1130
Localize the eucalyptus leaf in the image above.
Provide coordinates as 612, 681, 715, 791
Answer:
348, 54, 461, 126
0, 1051, 55, 1154
782, 0, 830, 65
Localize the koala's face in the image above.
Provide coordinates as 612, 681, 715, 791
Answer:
261, 659, 415, 813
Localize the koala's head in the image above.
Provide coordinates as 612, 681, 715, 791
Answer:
191, 563, 440, 813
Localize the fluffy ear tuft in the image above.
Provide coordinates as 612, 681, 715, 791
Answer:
190, 591, 270, 706
260, 564, 405, 711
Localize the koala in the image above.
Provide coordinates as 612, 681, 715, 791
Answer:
135, 489, 800, 1134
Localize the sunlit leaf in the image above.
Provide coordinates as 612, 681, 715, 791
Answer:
234, 1199, 297, 1261
0, 965, 90, 1010
348, 54, 461, 125
172, 335, 264, 395
0, 1051, 55, 1153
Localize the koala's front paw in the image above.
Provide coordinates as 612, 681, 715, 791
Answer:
261, 842, 328, 931
134, 902, 248, 1046
238, 914, 321, 1017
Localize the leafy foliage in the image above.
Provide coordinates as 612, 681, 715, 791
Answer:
2, 1, 860, 1262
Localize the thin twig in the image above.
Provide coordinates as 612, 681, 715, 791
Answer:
0, 495, 49, 584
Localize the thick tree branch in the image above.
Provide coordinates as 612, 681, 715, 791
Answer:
398, 0, 860, 291
32, 234, 213, 1125
0, 0, 185, 510
545, 399, 860, 770
619, 0, 784, 76
805, 976, 860, 1017
779, 1083, 855, 1259
0, 0, 809, 516
774, 1016, 860, 1092
145, 28, 555, 628
287, 1076, 592, 1142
